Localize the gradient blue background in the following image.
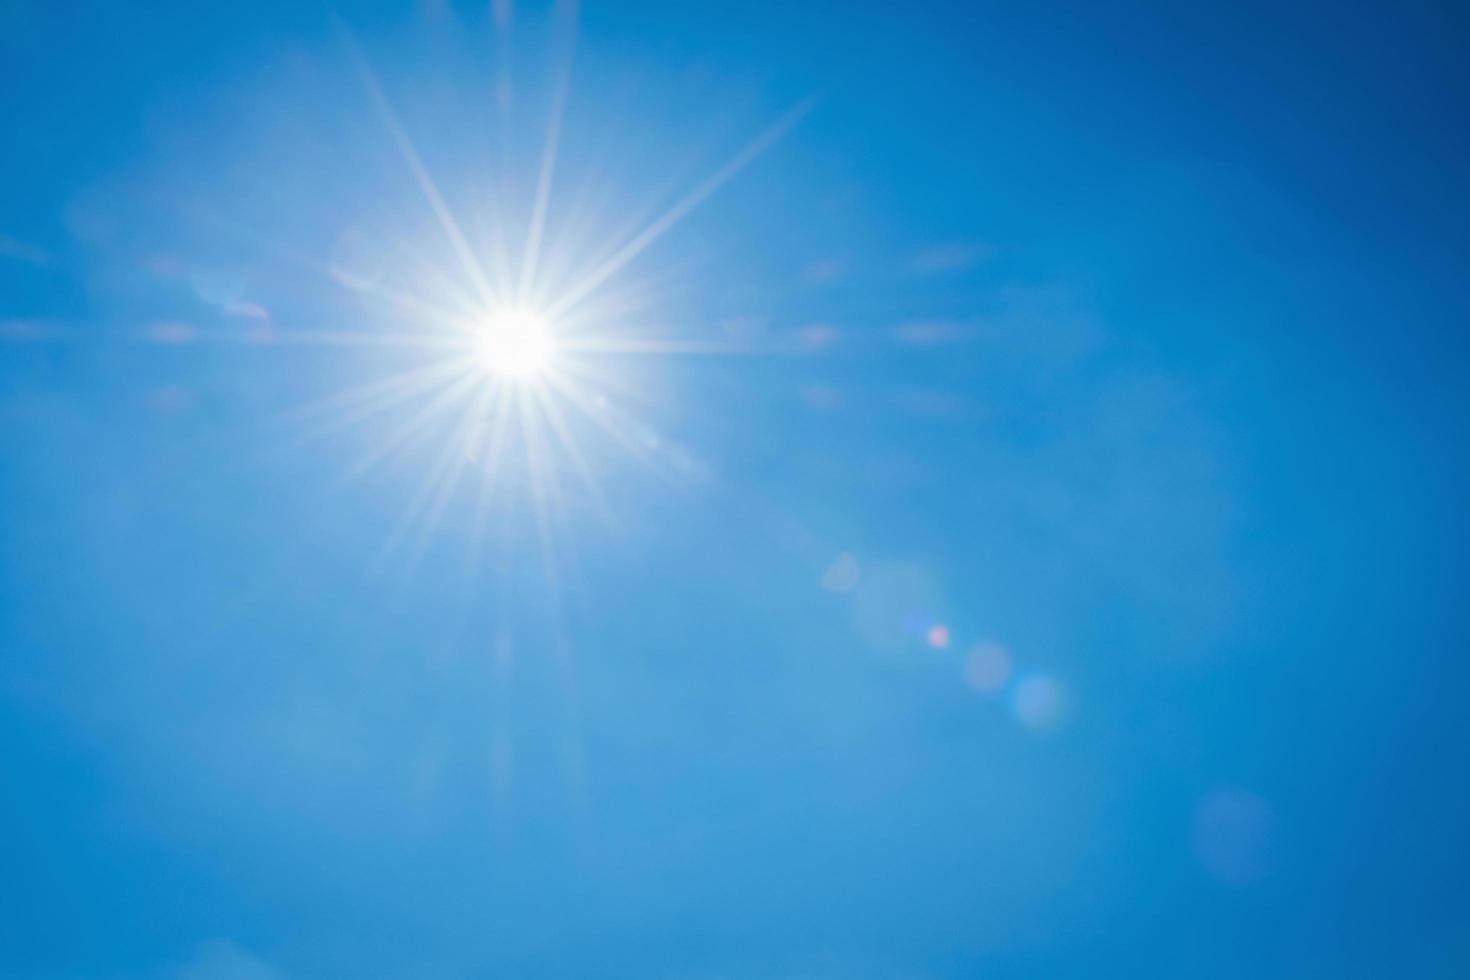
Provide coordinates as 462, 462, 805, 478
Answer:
3, 1, 1469, 977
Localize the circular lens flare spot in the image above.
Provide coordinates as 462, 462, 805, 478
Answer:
477, 309, 553, 378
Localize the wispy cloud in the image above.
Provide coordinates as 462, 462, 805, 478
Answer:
142, 321, 198, 345
0, 233, 49, 266
793, 322, 841, 351
165, 941, 290, 980
908, 241, 992, 276
801, 257, 847, 284
893, 319, 976, 346
0, 318, 63, 343
892, 387, 973, 418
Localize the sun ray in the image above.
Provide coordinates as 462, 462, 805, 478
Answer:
543, 97, 818, 322
372, 378, 494, 575
367, 232, 489, 323
517, 10, 577, 308
227, 328, 471, 351
179, 197, 488, 334
557, 335, 747, 355
548, 259, 698, 336
340, 370, 483, 484
551, 353, 674, 420
340, 21, 504, 312
464, 381, 517, 570
528, 381, 623, 540
538, 370, 673, 479
533, 98, 741, 309
516, 387, 566, 600
409, 381, 499, 559
281, 357, 473, 455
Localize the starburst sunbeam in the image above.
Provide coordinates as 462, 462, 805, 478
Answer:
268, 38, 818, 583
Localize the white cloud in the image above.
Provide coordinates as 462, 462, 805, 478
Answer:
166, 941, 289, 980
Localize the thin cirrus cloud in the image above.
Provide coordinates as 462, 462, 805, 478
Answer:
892, 386, 973, 418
908, 241, 993, 276
162, 940, 290, 980
0, 232, 50, 266
801, 257, 847, 284
892, 318, 977, 347
891, 284, 1102, 356
793, 322, 841, 351
1, 318, 61, 343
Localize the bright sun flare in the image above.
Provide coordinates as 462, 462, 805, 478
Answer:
279, 32, 815, 573
476, 309, 554, 380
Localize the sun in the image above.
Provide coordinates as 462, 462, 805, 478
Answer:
475, 308, 555, 380
273, 31, 815, 573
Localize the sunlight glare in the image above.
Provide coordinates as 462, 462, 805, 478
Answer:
477, 309, 554, 379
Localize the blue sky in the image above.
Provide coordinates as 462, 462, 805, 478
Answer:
2, 2, 1469, 978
